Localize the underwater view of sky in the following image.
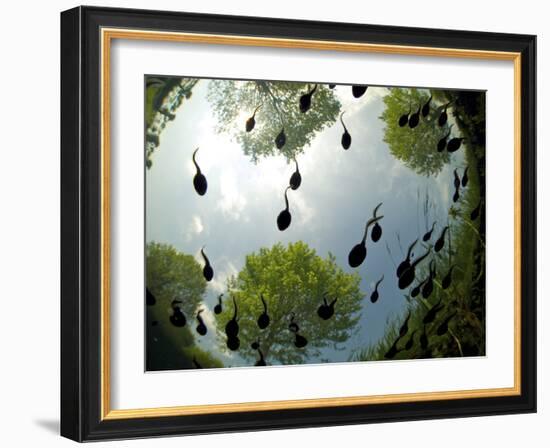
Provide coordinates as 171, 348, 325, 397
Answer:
146, 80, 464, 367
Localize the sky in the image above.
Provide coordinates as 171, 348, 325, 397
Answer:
146, 80, 465, 367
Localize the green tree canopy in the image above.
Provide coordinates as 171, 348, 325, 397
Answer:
207, 80, 341, 162
215, 242, 364, 365
146, 242, 223, 370
146, 241, 206, 316
379, 88, 451, 176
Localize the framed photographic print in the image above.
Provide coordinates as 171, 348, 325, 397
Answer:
60, 6, 537, 442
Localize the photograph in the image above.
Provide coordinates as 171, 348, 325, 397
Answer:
144, 76, 486, 371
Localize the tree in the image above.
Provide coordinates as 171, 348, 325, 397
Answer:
146, 242, 223, 370
379, 88, 451, 176
145, 77, 198, 168
207, 80, 341, 162
215, 242, 364, 365
146, 241, 206, 316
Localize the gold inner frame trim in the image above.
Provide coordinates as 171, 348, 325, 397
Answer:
100, 27, 522, 421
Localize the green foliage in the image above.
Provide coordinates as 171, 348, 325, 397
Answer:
215, 242, 364, 365
145, 242, 223, 370
379, 88, 451, 176
207, 80, 341, 162
355, 92, 486, 361
145, 77, 198, 169
146, 241, 206, 316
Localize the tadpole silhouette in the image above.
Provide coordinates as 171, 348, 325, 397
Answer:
289, 313, 307, 348
461, 166, 469, 187
225, 296, 239, 339
442, 265, 456, 290
370, 275, 384, 303
257, 294, 270, 329
340, 112, 352, 150
328, 84, 336, 89
195, 309, 207, 336
423, 298, 445, 325
437, 125, 453, 152
146, 287, 156, 306
201, 247, 214, 281
398, 311, 411, 338
275, 128, 286, 149
411, 276, 429, 298
169, 299, 186, 327
227, 336, 240, 351
447, 137, 465, 153
421, 260, 436, 299
289, 158, 302, 190
408, 105, 422, 129
421, 95, 432, 117
384, 338, 401, 359
438, 102, 451, 127
470, 199, 482, 221
434, 226, 449, 253
299, 84, 318, 113
317, 294, 338, 320
436, 312, 457, 336
423, 221, 437, 242
276, 186, 292, 231
214, 293, 223, 315
352, 85, 368, 98
348, 214, 384, 268
245, 105, 262, 132
453, 186, 460, 203
370, 202, 383, 242
192, 357, 203, 369
398, 106, 411, 127
404, 330, 417, 351
398, 248, 432, 289
192, 148, 207, 196
396, 238, 418, 278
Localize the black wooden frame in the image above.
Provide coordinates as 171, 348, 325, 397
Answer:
60, 5, 537, 442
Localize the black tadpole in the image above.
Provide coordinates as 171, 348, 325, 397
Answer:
396, 238, 418, 278
299, 84, 317, 113
275, 127, 286, 149
257, 294, 270, 329
438, 102, 452, 127
289, 157, 302, 190
421, 260, 436, 299
169, 299, 186, 327
370, 275, 384, 303
348, 214, 384, 268
421, 95, 432, 117
340, 112, 352, 150
201, 247, 214, 281
423, 221, 437, 242
352, 85, 368, 98
423, 298, 445, 325
447, 137, 465, 153
146, 287, 156, 306
398, 106, 411, 127
398, 248, 432, 289
276, 186, 292, 231
434, 226, 449, 253
225, 296, 239, 339
192, 148, 207, 196
317, 293, 338, 320
461, 166, 469, 187
195, 309, 207, 336
245, 104, 262, 132
437, 125, 453, 152
442, 265, 456, 290
370, 202, 383, 242
408, 105, 422, 129
470, 200, 482, 221
436, 312, 457, 336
